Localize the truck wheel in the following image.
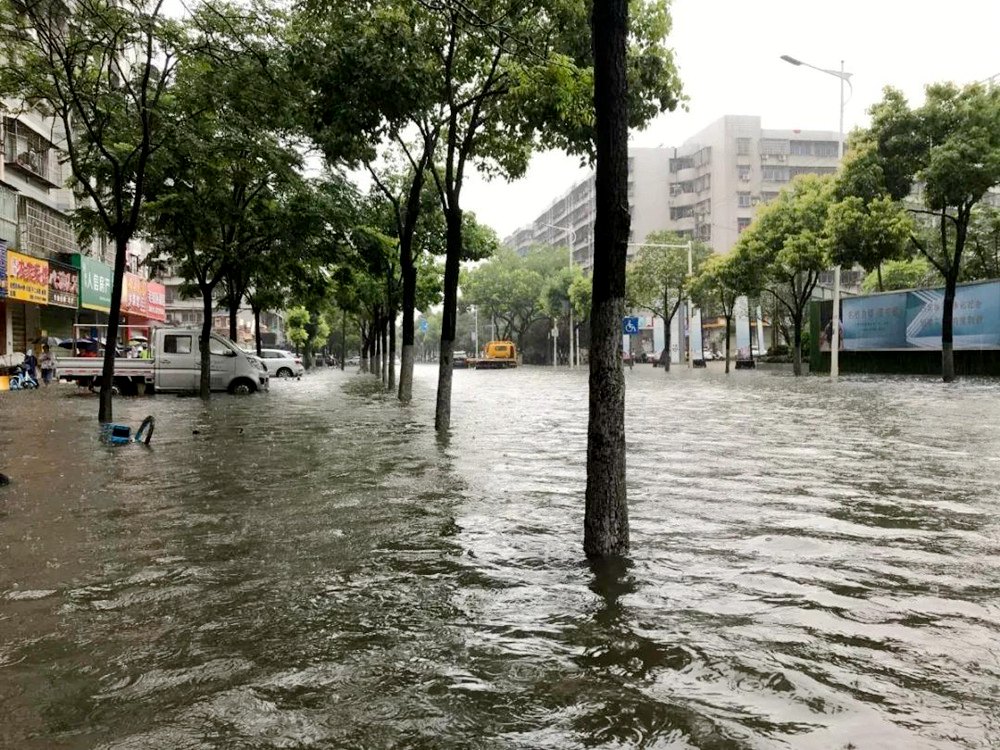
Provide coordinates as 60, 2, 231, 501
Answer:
229, 379, 255, 395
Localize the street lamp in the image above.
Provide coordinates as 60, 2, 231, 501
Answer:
542, 222, 577, 368
781, 54, 852, 381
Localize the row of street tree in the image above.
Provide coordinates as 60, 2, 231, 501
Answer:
2, 0, 679, 555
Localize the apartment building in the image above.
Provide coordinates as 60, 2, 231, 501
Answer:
1, 104, 80, 355
504, 116, 842, 265
504, 147, 672, 269
669, 115, 840, 254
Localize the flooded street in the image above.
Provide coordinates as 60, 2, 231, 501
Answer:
1, 365, 998, 749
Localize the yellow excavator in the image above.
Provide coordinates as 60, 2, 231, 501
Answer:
473, 340, 518, 369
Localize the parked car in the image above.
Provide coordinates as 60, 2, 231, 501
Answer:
257, 349, 304, 378
346, 355, 361, 366
453, 350, 470, 368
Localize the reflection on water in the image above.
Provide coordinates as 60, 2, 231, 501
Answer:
1, 365, 998, 749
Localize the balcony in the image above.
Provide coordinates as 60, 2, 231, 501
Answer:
4, 119, 64, 189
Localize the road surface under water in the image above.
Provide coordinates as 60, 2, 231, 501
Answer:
0, 364, 998, 749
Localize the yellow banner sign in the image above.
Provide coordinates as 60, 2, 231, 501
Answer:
6, 250, 48, 304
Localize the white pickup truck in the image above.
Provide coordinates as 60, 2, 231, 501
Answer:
58, 327, 269, 395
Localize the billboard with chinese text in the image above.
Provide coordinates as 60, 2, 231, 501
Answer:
48, 262, 79, 308
73, 254, 113, 312
819, 280, 1000, 351
7, 250, 49, 304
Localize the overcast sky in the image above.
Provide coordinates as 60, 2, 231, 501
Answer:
463, 0, 1000, 240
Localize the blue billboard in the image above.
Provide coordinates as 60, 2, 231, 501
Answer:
820, 280, 1000, 351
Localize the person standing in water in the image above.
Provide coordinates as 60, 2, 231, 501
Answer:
39, 344, 55, 385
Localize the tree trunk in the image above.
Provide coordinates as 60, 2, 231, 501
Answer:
792, 311, 803, 376
942, 273, 957, 382
388, 308, 397, 392
253, 305, 263, 356
228, 298, 238, 342
98, 233, 129, 422
585, 0, 630, 559
876, 263, 884, 292
340, 310, 347, 371
199, 284, 213, 399
371, 311, 380, 378
381, 316, 389, 388
724, 315, 731, 374
662, 316, 671, 373
435, 208, 462, 432
399, 260, 417, 402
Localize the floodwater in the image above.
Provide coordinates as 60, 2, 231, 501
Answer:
0, 364, 998, 749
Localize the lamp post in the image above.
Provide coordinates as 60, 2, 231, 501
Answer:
781, 55, 852, 381
542, 222, 577, 367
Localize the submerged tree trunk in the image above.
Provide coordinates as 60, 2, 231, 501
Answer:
371, 311, 380, 378
662, 316, 672, 373
942, 273, 957, 382
435, 209, 462, 432
199, 284, 214, 399
98, 233, 129, 422
388, 308, 397, 392
584, 0, 630, 559
381, 316, 389, 388
399, 260, 417, 402
724, 315, 732, 374
792, 311, 803, 376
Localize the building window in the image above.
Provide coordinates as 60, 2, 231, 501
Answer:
736, 137, 752, 156
670, 205, 694, 220
696, 224, 711, 241
790, 140, 840, 157
762, 166, 789, 182
737, 164, 751, 182
761, 191, 780, 203
669, 156, 694, 173
738, 217, 752, 233
788, 166, 838, 179
737, 191, 751, 208
760, 138, 790, 155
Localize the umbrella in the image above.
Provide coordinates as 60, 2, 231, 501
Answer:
58, 337, 99, 350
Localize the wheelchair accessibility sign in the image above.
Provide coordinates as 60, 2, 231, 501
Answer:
622, 317, 640, 335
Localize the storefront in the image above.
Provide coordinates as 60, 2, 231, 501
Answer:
122, 273, 167, 341
5, 248, 48, 354
41, 260, 79, 340
72, 253, 112, 328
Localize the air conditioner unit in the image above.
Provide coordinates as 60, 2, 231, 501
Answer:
15, 151, 41, 174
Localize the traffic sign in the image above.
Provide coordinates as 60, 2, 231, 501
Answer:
622, 316, 639, 335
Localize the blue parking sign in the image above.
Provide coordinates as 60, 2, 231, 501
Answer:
622, 316, 639, 335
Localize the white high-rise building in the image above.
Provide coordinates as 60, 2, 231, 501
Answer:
504, 115, 842, 266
